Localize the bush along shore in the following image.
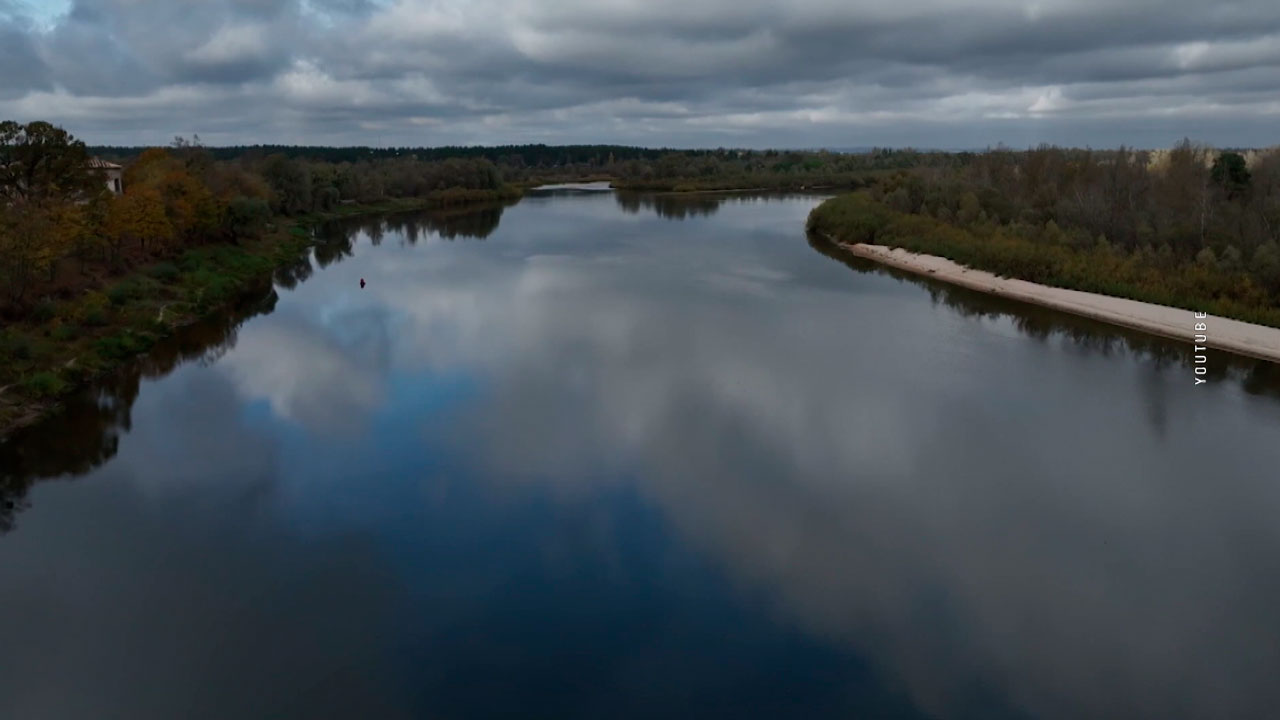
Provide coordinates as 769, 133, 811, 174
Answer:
807, 192, 1280, 330
0, 195, 499, 437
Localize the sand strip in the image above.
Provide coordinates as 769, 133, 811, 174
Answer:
842, 242, 1280, 364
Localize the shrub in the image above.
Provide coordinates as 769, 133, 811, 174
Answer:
94, 331, 151, 360
148, 262, 180, 282
224, 196, 272, 242
5, 334, 34, 361
22, 371, 67, 398
107, 282, 137, 306
30, 298, 57, 323
77, 291, 111, 326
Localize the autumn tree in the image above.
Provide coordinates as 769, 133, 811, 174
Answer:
124, 148, 220, 246
206, 161, 273, 204
0, 120, 111, 308
170, 134, 214, 178
1251, 152, 1280, 244
0, 203, 55, 305
105, 187, 172, 264
1158, 139, 1214, 249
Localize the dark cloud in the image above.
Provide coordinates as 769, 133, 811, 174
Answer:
2, 0, 1279, 146
0, 19, 50, 98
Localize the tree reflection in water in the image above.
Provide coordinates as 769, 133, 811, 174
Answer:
8, 208, 1277, 536
0, 286, 278, 534
317, 199, 516, 247
614, 191, 831, 221
614, 191, 725, 219
0, 202, 514, 535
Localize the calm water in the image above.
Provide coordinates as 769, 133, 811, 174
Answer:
3, 188, 1280, 719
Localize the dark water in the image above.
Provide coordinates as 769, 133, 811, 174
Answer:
3, 188, 1280, 719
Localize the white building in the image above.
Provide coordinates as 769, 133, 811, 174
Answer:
89, 158, 124, 195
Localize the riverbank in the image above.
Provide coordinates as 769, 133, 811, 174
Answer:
808, 193, 1280, 330
835, 240, 1280, 364
0, 194, 505, 437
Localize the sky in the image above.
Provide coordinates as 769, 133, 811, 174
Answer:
1, 0, 1278, 149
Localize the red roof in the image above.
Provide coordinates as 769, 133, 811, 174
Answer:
88, 158, 122, 169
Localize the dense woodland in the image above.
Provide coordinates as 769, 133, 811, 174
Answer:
607, 147, 951, 191
90, 141, 940, 191
1, 121, 518, 314
809, 142, 1280, 327
88, 141, 940, 187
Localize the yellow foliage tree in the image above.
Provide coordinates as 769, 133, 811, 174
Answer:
0, 202, 54, 304
105, 187, 172, 262
0, 196, 98, 306
34, 202, 89, 281
123, 148, 221, 243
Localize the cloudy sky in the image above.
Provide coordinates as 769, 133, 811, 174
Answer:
2, 0, 1279, 148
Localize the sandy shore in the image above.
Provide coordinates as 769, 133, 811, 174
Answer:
842, 242, 1280, 364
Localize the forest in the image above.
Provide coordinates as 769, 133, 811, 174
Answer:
1, 121, 519, 314
87, 141, 941, 189
808, 142, 1280, 327
88, 141, 943, 192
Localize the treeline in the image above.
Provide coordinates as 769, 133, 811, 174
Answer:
808, 142, 1280, 328
870, 142, 1280, 266
90, 142, 948, 191
88, 142, 694, 187
89, 142, 685, 166
608, 148, 955, 191
0, 120, 519, 314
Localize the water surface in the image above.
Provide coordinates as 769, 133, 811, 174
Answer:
3, 190, 1280, 719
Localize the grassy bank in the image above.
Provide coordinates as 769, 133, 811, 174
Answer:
0, 193, 513, 437
807, 193, 1280, 329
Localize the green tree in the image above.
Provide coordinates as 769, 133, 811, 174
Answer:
1211, 152, 1251, 198
260, 154, 312, 215
0, 120, 103, 204
1195, 246, 1218, 269
885, 187, 912, 213
1221, 244, 1243, 272
1251, 242, 1280, 291
223, 197, 271, 242
957, 192, 981, 225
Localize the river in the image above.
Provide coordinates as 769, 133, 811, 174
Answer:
2, 187, 1279, 719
